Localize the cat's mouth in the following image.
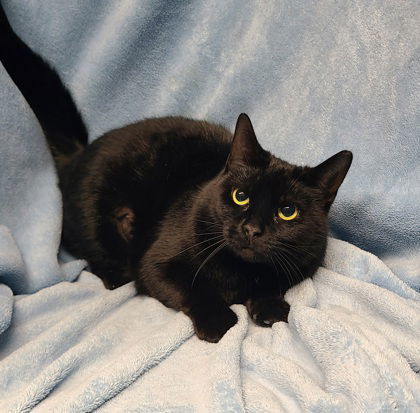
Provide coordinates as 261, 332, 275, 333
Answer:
227, 238, 263, 262
224, 227, 267, 262
237, 246, 256, 261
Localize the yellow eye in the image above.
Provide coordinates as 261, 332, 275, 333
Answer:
232, 188, 249, 206
277, 205, 298, 221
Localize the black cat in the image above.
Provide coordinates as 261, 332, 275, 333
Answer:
0, 6, 352, 342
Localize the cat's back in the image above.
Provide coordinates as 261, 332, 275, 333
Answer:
101, 116, 231, 151
59, 117, 233, 259
74, 116, 230, 171
62, 116, 232, 191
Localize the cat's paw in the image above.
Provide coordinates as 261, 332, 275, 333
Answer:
246, 297, 290, 327
191, 306, 238, 343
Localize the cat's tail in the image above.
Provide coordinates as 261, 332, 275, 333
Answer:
0, 4, 88, 165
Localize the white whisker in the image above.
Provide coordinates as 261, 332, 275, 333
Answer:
272, 251, 293, 288
193, 238, 226, 258
191, 241, 227, 288
164, 235, 225, 261
194, 219, 223, 227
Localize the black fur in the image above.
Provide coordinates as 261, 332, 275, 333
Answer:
0, 5, 87, 161
0, 7, 352, 342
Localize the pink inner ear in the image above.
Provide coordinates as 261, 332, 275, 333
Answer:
113, 207, 135, 242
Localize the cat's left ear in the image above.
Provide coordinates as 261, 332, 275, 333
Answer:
307, 151, 353, 210
225, 113, 268, 170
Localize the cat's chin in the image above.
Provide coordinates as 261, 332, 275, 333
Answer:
237, 247, 257, 261
230, 245, 263, 262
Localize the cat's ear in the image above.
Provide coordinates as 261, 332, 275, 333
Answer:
225, 113, 268, 170
307, 151, 353, 209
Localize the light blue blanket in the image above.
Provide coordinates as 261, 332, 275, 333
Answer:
0, 0, 419, 411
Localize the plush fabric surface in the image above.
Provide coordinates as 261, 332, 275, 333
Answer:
0, 241, 419, 411
0, 0, 419, 411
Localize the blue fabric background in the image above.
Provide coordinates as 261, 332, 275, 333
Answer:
4, 0, 419, 263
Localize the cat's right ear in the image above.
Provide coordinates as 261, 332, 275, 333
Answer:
225, 113, 268, 171
306, 150, 353, 210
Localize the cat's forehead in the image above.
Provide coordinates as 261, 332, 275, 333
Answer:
229, 161, 306, 192
258, 168, 306, 195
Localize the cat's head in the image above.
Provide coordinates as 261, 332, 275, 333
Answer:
205, 114, 352, 269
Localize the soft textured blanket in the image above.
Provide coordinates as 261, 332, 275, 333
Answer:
0, 241, 419, 411
0, 0, 419, 411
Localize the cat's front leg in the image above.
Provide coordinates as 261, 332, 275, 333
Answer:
246, 296, 290, 327
186, 292, 238, 343
137, 262, 237, 343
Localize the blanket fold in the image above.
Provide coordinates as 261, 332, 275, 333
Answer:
0, 241, 418, 412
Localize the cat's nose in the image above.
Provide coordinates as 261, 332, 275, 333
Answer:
242, 223, 262, 244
